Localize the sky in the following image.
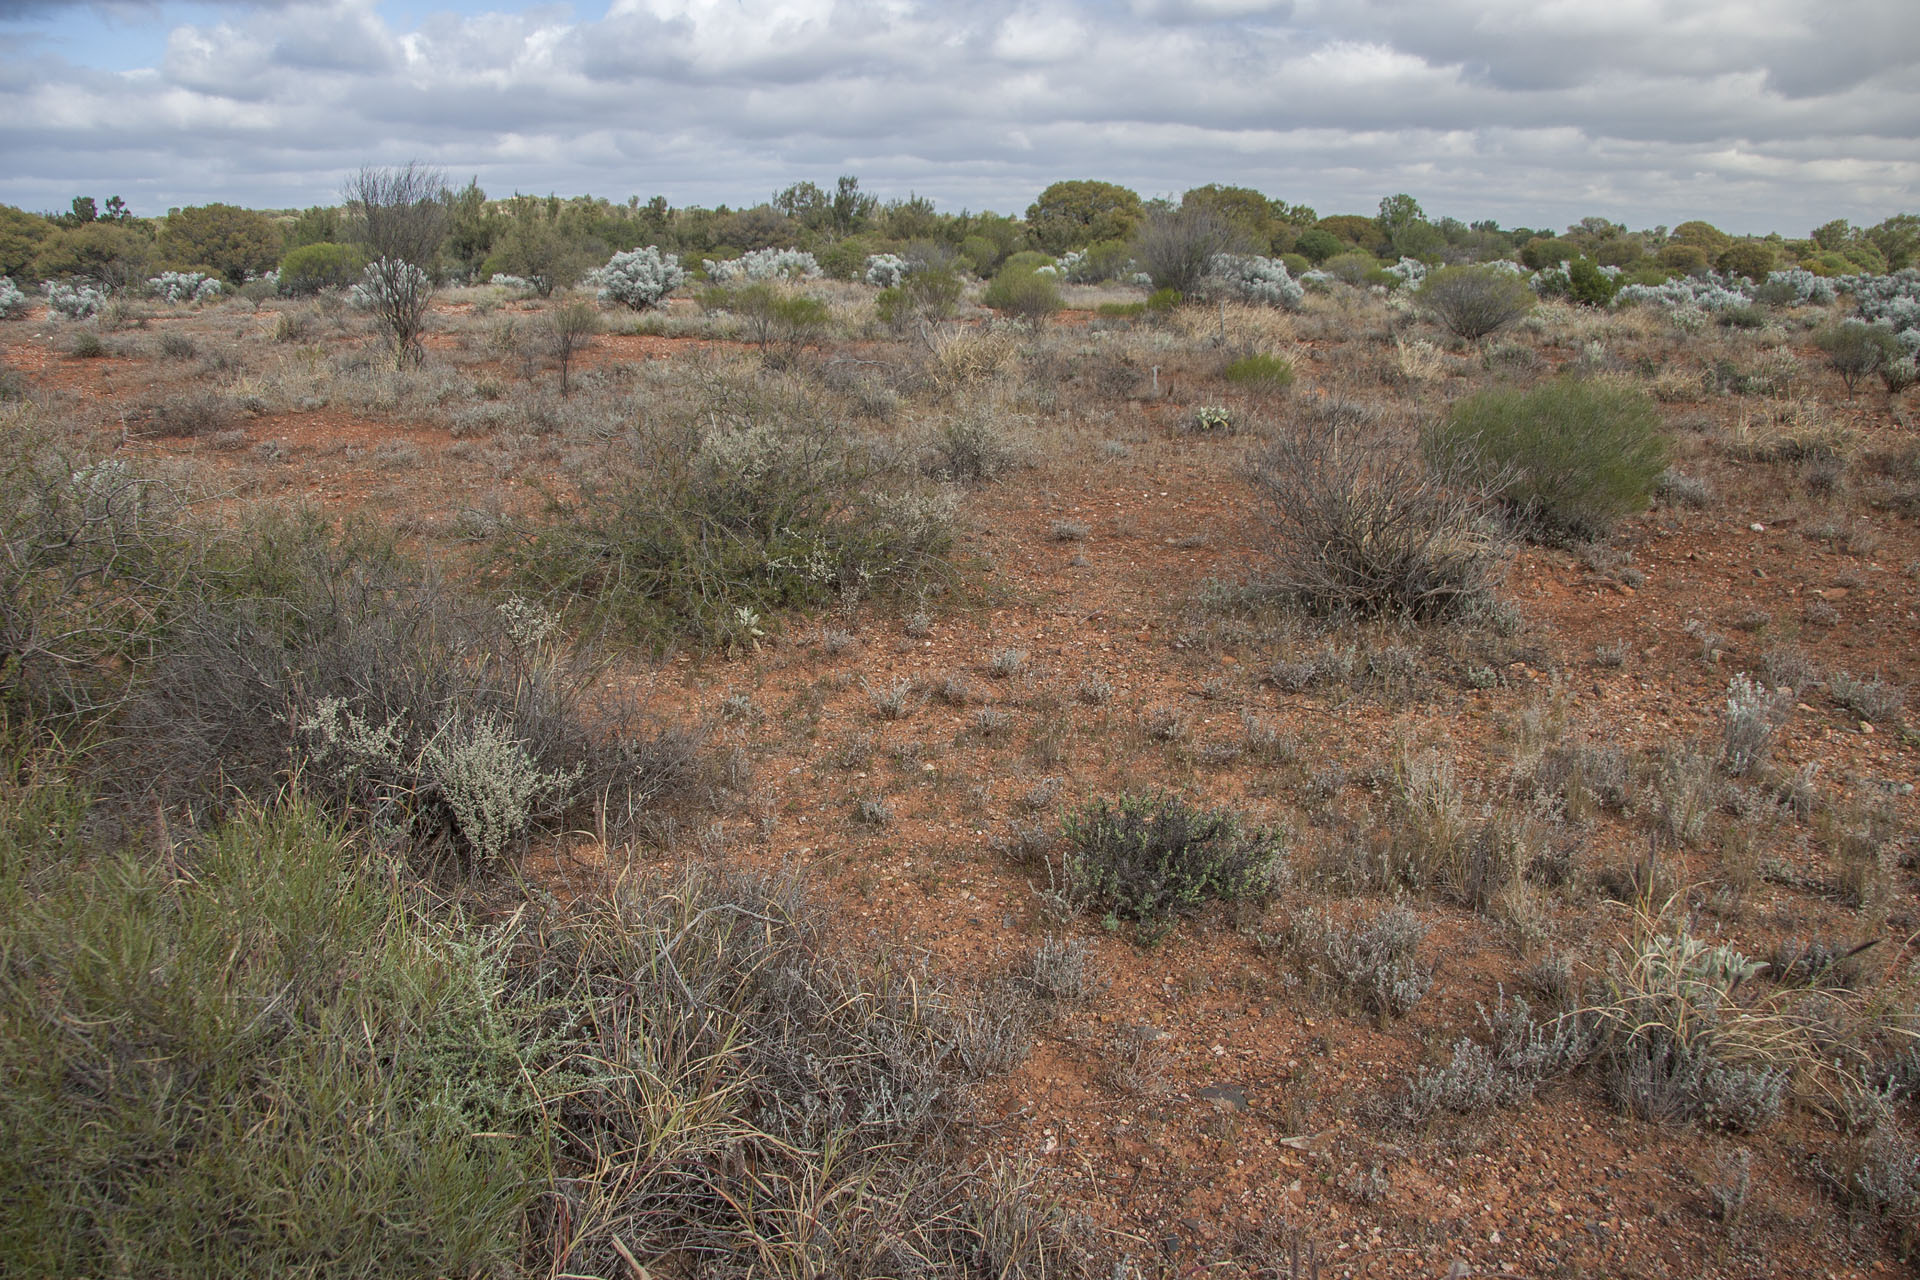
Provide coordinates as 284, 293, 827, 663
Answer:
1, 0, 1916, 235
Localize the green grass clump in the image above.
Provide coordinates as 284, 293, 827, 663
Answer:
1425, 375, 1666, 541
1097, 300, 1147, 318
1063, 792, 1282, 938
0, 784, 545, 1278
1223, 352, 1295, 391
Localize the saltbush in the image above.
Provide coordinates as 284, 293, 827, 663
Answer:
0, 277, 26, 319
1205, 254, 1304, 308
1426, 376, 1666, 540
147, 271, 223, 305
704, 248, 822, 283
42, 281, 105, 320
865, 253, 909, 288
589, 246, 686, 310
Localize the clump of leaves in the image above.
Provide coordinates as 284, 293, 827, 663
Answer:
1062, 792, 1282, 936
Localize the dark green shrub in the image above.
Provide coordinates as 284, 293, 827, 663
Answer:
1146, 286, 1181, 313
1656, 243, 1710, 274
1520, 237, 1577, 270
1815, 320, 1902, 399
1293, 227, 1343, 264
982, 266, 1061, 325
1716, 241, 1775, 282
1248, 401, 1507, 621
1426, 376, 1666, 540
1418, 265, 1535, 340
1566, 257, 1619, 307
277, 241, 364, 295
1063, 791, 1281, 934
1096, 300, 1146, 318
1718, 303, 1768, 330
1223, 352, 1294, 391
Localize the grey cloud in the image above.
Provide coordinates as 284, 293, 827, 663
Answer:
0, 0, 1912, 232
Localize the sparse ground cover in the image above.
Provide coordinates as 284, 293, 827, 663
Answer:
3, 267, 1919, 1278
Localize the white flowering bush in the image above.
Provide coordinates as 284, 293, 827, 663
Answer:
0, 277, 27, 319
43, 281, 106, 320
1383, 256, 1429, 289
865, 254, 909, 289
1853, 269, 1920, 345
704, 248, 822, 282
148, 271, 223, 305
1205, 254, 1304, 309
588, 246, 686, 310
488, 272, 539, 294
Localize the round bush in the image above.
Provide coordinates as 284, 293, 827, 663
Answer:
277, 242, 365, 295
1417, 265, 1535, 340
982, 267, 1061, 325
1223, 353, 1294, 391
1426, 376, 1666, 540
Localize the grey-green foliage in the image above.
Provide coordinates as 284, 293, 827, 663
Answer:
1407, 994, 1591, 1117
1417, 264, 1535, 340
1268, 904, 1432, 1019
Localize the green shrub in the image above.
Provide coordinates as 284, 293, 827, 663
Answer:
1815, 320, 1902, 399
1097, 300, 1146, 318
702, 282, 829, 360
1223, 352, 1295, 391
1063, 792, 1281, 936
1293, 228, 1343, 264
1146, 286, 1181, 313
1716, 241, 1776, 283
1426, 376, 1666, 540
1321, 251, 1377, 285
1566, 257, 1619, 307
1520, 237, 1577, 270
0, 791, 547, 1279
982, 266, 1062, 325
277, 241, 364, 295
1418, 265, 1535, 340
504, 380, 955, 649
875, 266, 963, 331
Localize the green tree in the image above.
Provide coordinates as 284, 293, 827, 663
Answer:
1376, 192, 1441, 258
158, 203, 281, 284
30, 221, 155, 287
277, 242, 365, 295
1181, 184, 1279, 251
831, 175, 876, 234
1292, 227, 1343, 265
0, 205, 53, 278
1715, 241, 1775, 282
1313, 214, 1388, 255
1670, 220, 1731, 257
1866, 214, 1918, 271
1025, 180, 1143, 255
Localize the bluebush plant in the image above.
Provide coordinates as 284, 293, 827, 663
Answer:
1205, 254, 1304, 308
704, 248, 822, 283
148, 271, 223, 305
487, 273, 539, 294
0, 277, 27, 319
1383, 256, 1429, 289
589, 246, 686, 310
42, 281, 106, 320
865, 254, 909, 288
1853, 268, 1920, 351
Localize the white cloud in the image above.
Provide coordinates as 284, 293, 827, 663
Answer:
0, 0, 1912, 233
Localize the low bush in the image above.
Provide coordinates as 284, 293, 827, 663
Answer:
1266, 905, 1432, 1020
503, 380, 955, 649
1815, 321, 1902, 398
277, 241, 364, 295
1418, 265, 1535, 340
590, 245, 686, 310
982, 266, 1062, 325
1223, 352, 1295, 391
1247, 401, 1507, 621
1425, 376, 1666, 541
0, 765, 1075, 1279
1061, 791, 1282, 936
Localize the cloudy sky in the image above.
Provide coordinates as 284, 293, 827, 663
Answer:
2, 0, 1915, 234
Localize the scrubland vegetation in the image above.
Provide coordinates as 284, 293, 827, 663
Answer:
2, 171, 1919, 1277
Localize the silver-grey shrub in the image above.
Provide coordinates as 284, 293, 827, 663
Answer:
865, 253, 909, 289
0, 277, 26, 319
704, 248, 822, 283
1407, 994, 1591, 1117
590, 247, 686, 310
42, 281, 105, 320
1269, 904, 1432, 1019
148, 271, 223, 305
1205, 254, 1304, 309
1721, 673, 1794, 776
